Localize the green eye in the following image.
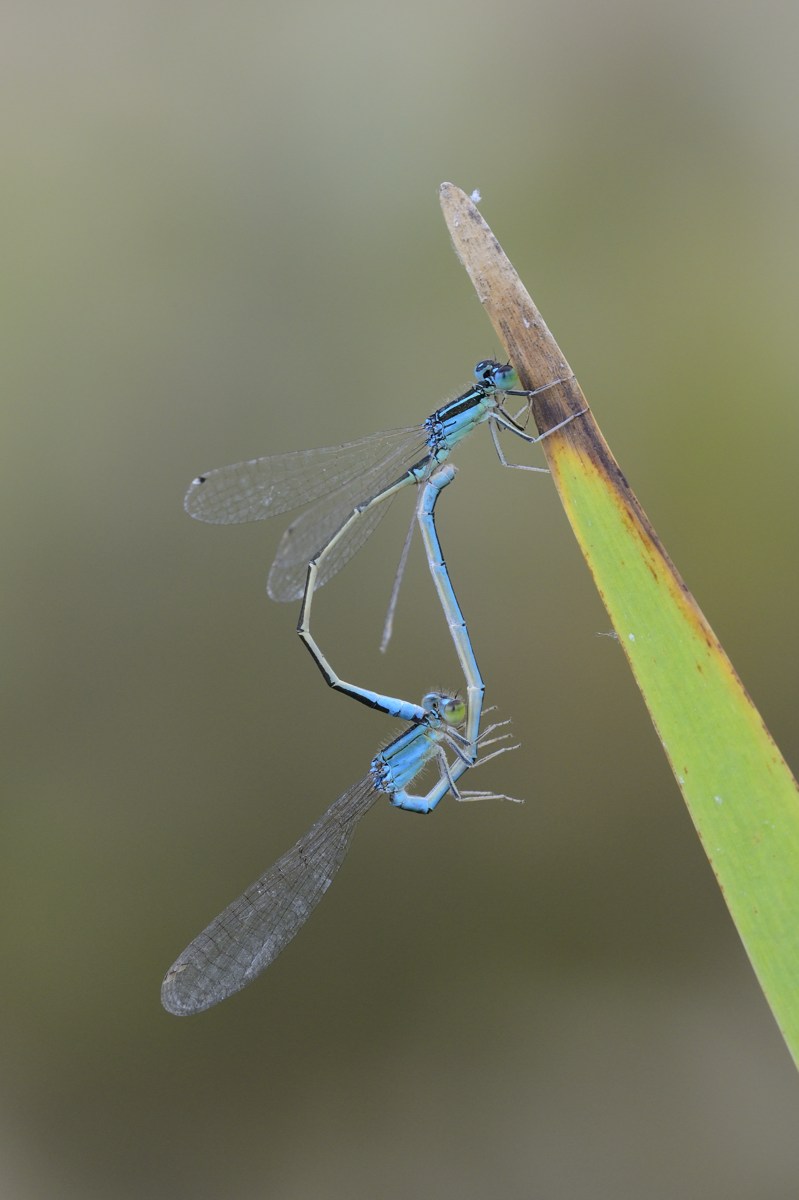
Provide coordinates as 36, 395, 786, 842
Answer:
442, 697, 466, 726
491, 363, 519, 391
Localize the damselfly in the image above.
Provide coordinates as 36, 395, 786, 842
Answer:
185, 360, 579, 609
161, 692, 517, 1015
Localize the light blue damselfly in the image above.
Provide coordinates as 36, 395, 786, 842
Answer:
160, 690, 516, 1015
161, 466, 513, 1014
185, 360, 581, 609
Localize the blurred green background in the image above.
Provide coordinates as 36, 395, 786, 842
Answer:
4, 1, 799, 1196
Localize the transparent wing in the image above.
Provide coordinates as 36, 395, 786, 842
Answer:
161, 775, 380, 1016
184, 425, 424, 525
268, 499, 395, 602
267, 427, 433, 601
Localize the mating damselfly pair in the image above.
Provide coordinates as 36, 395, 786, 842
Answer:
162, 361, 582, 1015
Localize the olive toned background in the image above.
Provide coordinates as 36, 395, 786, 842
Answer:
4, 2, 799, 1196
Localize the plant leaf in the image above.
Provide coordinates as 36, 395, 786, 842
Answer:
440, 182, 799, 1066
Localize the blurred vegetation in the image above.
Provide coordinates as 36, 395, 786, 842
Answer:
3, 2, 799, 1197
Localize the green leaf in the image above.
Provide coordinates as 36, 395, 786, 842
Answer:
440, 182, 799, 1066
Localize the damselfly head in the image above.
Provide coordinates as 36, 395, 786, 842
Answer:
421, 691, 466, 728
473, 360, 519, 393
